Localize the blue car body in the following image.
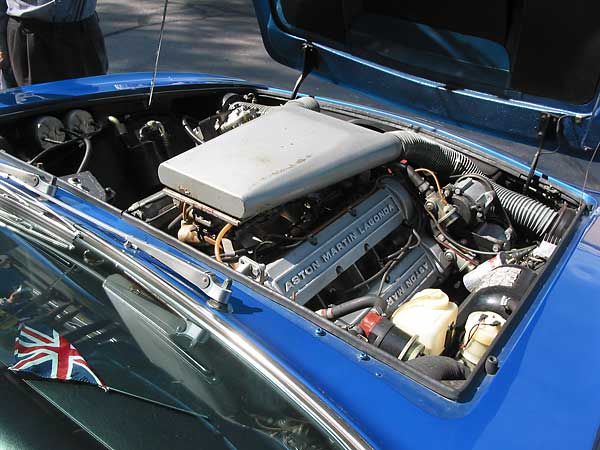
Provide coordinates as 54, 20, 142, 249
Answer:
0, 2, 599, 448
0, 72, 596, 449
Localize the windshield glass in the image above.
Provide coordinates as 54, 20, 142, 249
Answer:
0, 221, 343, 450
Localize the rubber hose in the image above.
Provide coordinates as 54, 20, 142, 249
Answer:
214, 223, 233, 263
455, 265, 536, 333
320, 295, 387, 320
167, 213, 182, 231
405, 356, 471, 381
76, 138, 92, 173
28, 138, 81, 165
182, 116, 204, 144
392, 131, 558, 237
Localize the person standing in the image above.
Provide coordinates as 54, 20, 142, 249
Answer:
0, 0, 16, 89
0, 0, 108, 87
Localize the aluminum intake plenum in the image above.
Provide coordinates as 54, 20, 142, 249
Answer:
158, 104, 403, 220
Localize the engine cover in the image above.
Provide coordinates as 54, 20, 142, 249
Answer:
158, 104, 402, 220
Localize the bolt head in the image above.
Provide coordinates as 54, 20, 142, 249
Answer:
198, 275, 210, 289
314, 328, 326, 337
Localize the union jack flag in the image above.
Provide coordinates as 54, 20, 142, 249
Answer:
9, 324, 106, 390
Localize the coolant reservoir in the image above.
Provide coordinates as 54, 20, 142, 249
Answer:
390, 289, 457, 355
461, 311, 505, 368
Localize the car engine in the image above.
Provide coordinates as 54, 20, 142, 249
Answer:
2, 90, 578, 394
159, 99, 449, 314
133, 94, 573, 371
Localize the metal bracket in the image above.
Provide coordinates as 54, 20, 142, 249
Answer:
522, 112, 560, 194
291, 42, 317, 99
123, 236, 232, 311
537, 112, 559, 140
0, 162, 56, 196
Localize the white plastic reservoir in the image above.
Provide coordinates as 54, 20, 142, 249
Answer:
390, 289, 458, 355
461, 311, 505, 367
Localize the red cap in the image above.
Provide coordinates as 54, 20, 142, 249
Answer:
359, 311, 384, 337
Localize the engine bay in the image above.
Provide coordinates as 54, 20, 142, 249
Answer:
0, 88, 581, 397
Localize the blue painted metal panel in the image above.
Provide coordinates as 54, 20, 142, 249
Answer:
253, 0, 600, 151
0, 72, 254, 109
0, 67, 596, 449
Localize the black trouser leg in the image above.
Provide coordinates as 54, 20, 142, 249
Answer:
6, 15, 108, 87
7, 17, 37, 86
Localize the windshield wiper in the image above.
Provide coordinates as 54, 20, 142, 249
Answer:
105, 385, 211, 421
0, 161, 56, 195
0, 208, 75, 250
0, 163, 232, 309
0, 172, 79, 250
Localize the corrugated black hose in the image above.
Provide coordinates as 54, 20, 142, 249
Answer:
392, 131, 558, 237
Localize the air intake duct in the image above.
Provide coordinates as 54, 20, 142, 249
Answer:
391, 131, 558, 237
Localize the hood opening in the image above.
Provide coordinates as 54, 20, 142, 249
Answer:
275, 0, 600, 105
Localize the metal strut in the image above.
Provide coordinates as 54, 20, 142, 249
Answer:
522, 112, 557, 194
290, 42, 317, 99
147, 0, 170, 108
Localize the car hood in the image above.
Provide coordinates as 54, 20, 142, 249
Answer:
253, 0, 600, 156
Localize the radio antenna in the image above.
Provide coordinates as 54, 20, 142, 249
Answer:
147, 0, 169, 109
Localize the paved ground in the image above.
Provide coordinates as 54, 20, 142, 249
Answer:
96, 0, 387, 108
